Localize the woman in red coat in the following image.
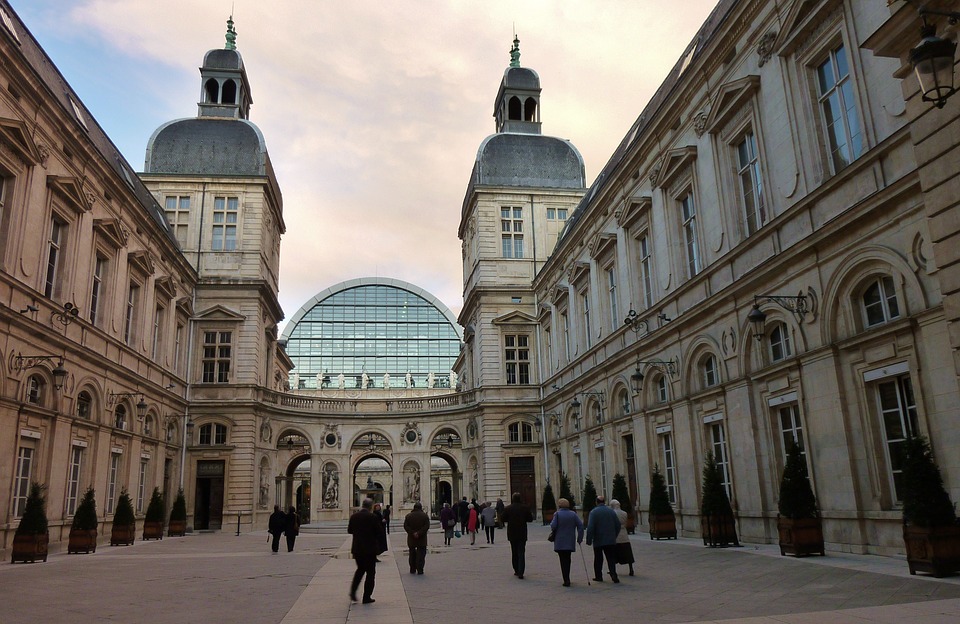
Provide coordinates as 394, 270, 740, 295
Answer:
467, 503, 479, 545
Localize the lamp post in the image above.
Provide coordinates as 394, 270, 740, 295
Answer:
12, 353, 69, 390
909, 9, 959, 109
107, 391, 148, 420
629, 360, 678, 392
747, 293, 809, 341
571, 391, 605, 427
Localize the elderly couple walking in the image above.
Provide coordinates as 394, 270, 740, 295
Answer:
549, 495, 633, 586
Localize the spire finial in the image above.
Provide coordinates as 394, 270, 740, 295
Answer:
509, 33, 521, 68
225, 14, 237, 50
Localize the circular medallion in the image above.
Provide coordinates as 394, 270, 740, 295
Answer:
404, 429, 418, 444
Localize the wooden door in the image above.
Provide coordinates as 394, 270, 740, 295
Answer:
509, 456, 537, 512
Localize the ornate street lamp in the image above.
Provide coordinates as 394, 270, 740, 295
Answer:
910, 11, 959, 109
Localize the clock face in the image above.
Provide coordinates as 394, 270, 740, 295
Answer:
405, 429, 418, 443
324, 433, 337, 447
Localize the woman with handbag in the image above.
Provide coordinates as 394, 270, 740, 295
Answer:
480, 502, 497, 544
610, 499, 635, 576
439, 502, 456, 545
549, 498, 584, 587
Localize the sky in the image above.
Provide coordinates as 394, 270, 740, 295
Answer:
13, 0, 719, 333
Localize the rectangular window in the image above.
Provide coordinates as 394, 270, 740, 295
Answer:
710, 422, 732, 499
500, 207, 524, 258
124, 282, 139, 346
582, 293, 591, 349
164, 195, 191, 247
877, 375, 918, 501
212, 196, 238, 251
152, 304, 165, 360
175, 322, 184, 375
504, 334, 530, 385
137, 460, 147, 513
107, 453, 120, 514
779, 404, 805, 460
680, 194, 700, 277
737, 132, 766, 234
561, 311, 570, 361
661, 434, 677, 505
606, 267, 618, 330
639, 234, 653, 308
66, 446, 83, 515
576, 452, 584, 500
546, 208, 555, 219
202, 331, 232, 383
598, 447, 607, 495
90, 256, 105, 325
816, 43, 863, 173
44, 218, 64, 298
13, 446, 34, 517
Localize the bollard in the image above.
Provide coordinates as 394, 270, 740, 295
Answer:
237, 513, 241, 536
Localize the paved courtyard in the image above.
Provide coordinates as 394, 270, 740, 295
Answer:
3, 524, 960, 624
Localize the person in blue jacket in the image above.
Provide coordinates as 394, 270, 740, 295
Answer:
585, 495, 621, 583
549, 498, 584, 586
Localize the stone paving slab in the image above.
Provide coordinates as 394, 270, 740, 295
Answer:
2, 524, 960, 624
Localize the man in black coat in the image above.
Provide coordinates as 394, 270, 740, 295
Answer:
268, 505, 285, 553
500, 492, 534, 578
348, 498, 382, 604
457, 496, 470, 533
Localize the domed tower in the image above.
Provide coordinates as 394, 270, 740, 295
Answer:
140, 16, 286, 391
457, 37, 586, 504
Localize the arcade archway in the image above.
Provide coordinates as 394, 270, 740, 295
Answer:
429, 428, 461, 518
277, 431, 311, 522
352, 432, 392, 508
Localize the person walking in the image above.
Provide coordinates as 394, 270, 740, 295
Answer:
284, 506, 300, 552
495, 498, 505, 529
457, 497, 470, 533
549, 498, 584, 586
500, 492, 533, 578
439, 502, 456, 545
467, 503, 479, 545
383, 505, 392, 534
480, 502, 497, 544
403, 502, 430, 574
372, 502, 388, 559
268, 505, 285, 553
348, 498, 381, 604
610, 499, 635, 576
585, 495, 621, 583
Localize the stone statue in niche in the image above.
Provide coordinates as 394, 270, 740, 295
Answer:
258, 469, 269, 509
322, 464, 340, 509
404, 464, 421, 503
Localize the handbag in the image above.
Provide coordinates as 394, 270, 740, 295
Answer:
454, 530, 462, 538
547, 528, 556, 542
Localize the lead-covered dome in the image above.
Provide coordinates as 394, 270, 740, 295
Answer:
472, 133, 584, 189
144, 118, 268, 176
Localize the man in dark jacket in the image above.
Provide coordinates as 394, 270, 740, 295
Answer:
457, 497, 470, 533
284, 506, 300, 552
268, 505, 285, 553
500, 492, 533, 578
348, 498, 381, 603
403, 502, 431, 574
586, 495, 621, 583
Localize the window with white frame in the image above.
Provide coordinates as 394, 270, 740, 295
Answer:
861, 276, 900, 328
90, 255, 106, 325
593, 402, 603, 425
124, 281, 140, 346
13, 446, 34, 517
598, 447, 607, 495
26, 375, 44, 405
106, 453, 120, 514
815, 42, 863, 173
660, 433, 677, 505
778, 403, 805, 460
639, 234, 653, 308
680, 193, 700, 277
44, 217, 65, 298
876, 374, 918, 502
575, 452, 584, 499
76, 391, 92, 419
66, 446, 83, 515
619, 389, 631, 416
710, 421, 732, 499
152, 304, 165, 360
561, 310, 570, 361
212, 196, 238, 251
508, 422, 534, 443
137, 460, 147, 513
572, 409, 582, 433
656, 375, 668, 403
500, 207, 524, 258
770, 322, 793, 362
606, 267, 618, 329
702, 354, 719, 388
199, 423, 228, 446
115, 405, 127, 430
546, 208, 568, 220
582, 292, 592, 349
736, 132, 766, 234
504, 334, 530, 385
201, 331, 232, 383
175, 321, 185, 376
164, 195, 191, 247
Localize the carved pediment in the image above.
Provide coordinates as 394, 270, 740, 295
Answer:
491, 311, 538, 326
93, 218, 128, 249
568, 261, 591, 286
589, 233, 617, 260
705, 75, 761, 134
552, 283, 570, 305
194, 304, 245, 322
154, 276, 177, 300
654, 146, 698, 189
176, 296, 194, 317
0, 117, 41, 165
47, 175, 90, 214
537, 303, 552, 321
127, 250, 155, 276
773, 0, 843, 57
618, 196, 652, 231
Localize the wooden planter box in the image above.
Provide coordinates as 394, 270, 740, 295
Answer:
111, 523, 136, 546
778, 516, 824, 557
143, 520, 164, 540
11, 532, 49, 563
542, 510, 555, 525
701, 512, 739, 547
649, 514, 678, 540
903, 524, 960, 578
68, 529, 98, 554
168, 519, 187, 537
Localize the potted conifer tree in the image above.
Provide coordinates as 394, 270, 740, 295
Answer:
111, 489, 136, 546
541, 483, 557, 525
11, 482, 49, 563
700, 452, 738, 547
777, 442, 824, 557
143, 488, 165, 540
582, 476, 597, 522
611, 473, 635, 533
559, 471, 576, 510
168, 488, 187, 537
649, 464, 677, 540
901, 435, 960, 577
68, 487, 99, 554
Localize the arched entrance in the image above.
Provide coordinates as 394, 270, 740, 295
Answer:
277, 432, 311, 522
430, 429, 461, 518
352, 432, 392, 508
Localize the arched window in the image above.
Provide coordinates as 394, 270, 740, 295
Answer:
861, 276, 900, 327
114, 405, 127, 430
769, 322, 792, 362
524, 97, 537, 121
199, 423, 227, 445
204, 78, 220, 103
702, 354, 719, 388
655, 375, 668, 404
26, 375, 45, 405
508, 422, 534, 443
76, 391, 92, 419
508, 96, 522, 120
221, 79, 237, 104
166, 422, 177, 443
143, 415, 154, 438
618, 389, 631, 416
